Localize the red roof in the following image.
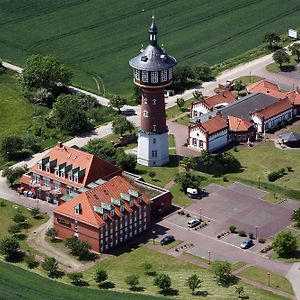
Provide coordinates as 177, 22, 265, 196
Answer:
24, 143, 122, 188
285, 91, 300, 105
228, 116, 253, 132
193, 91, 235, 109
54, 176, 150, 228
247, 80, 285, 99
192, 115, 228, 135
253, 99, 293, 120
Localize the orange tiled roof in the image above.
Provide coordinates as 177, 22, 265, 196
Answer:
192, 115, 228, 135
228, 116, 253, 132
253, 99, 293, 120
193, 91, 235, 109
247, 80, 285, 99
54, 176, 150, 228
28, 143, 122, 188
285, 91, 300, 105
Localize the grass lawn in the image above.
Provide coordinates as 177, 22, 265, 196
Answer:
265, 55, 298, 73
1, 1, 300, 96
166, 99, 194, 120
0, 198, 49, 253
0, 261, 164, 300
237, 266, 294, 295
176, 115, 190, 127
102, 133, 138, 151
226, 141, 300, 201
234, 75, 264, 87
151, 240, 183, 251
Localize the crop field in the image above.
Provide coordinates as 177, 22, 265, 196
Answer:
0, 0, 300, 96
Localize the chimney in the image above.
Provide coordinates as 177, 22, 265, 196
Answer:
57, 141, 63, 148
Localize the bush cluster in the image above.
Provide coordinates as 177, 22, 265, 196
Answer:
268, 168, 285, 182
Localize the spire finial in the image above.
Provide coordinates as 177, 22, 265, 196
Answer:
149, 16, 158, 46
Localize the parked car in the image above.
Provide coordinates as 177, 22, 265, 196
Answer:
187, 219, 201, 228
187, 188, 201, 199
160, 235, 175, 245
240, 239, 254, 249
121, 108, 136, 116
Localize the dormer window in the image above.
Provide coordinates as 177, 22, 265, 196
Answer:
161, 70, 168, 82
38, 164, 42, 171
68, 174, 73, 181
142, 70, 148, 82
151, 72, 158, 83
74, 176, 78, 183
74, 203, 82, 215
45, 166, 50, 173
55, 169, 59, 176
130, 200, 134, 208
138, 196, 142, 203
120, 205, 125, 212
111, 210, 115, 217
60, 171, 65, 178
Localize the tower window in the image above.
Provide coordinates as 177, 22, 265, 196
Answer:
168, 69, 173, 80
152, 150, 158, 157
153, 138, 156, 144
161, 70, 168, 82
152, 124, 156, 131
142, 71, 148, 82
143, 110, 149, 118
152, 99, 157, 105
151, 72, 158, 83
144, 97, 148, 104
134, 69, 140, 80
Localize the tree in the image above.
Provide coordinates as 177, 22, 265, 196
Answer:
272, 231, 297, 257
95, 269, 108, 285
65, 237, 91, 259
235, 80, 245, 96
273, 50, 290, 68
50, 94, 91, 135
148, 170, 156, 180
46, 228, 57, 241
180, 156, 197, 172
2, 166, 27, 186
175, 172, 202, 193
291, 208, 300, 227
24, 253, 39, 269
211, 261, 232, 286
176, 97, 185, 112
263, 32, 280, 50
172, 65, 196, 92
13, 213, 26, 225
0, 236, 20, 259
84, 138, 116, 161
116, 152, 137, 172
68, 272, 84, 285
110, 96, 127, 112
289, 43, 300, 62
193, 90, 204, 100
142, 262, 153, 275
200, 150, 215, 167
194, 63, 212, 81
30, 88, 55, 106
125, 274, 139, 290
0, 135, 24, 160
186, 274, 203, 295
235, 286, 244, 298
42, 257, 60, 278
19, 54, 72, 93
112, 115, 134, 137
8, 224, 22, 237
153, 273, 172, 293
30, 208, 40, 219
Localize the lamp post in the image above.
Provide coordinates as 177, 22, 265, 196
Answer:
199, 208, 202, 221
255, 226, 258, 240
267, 272, 271, 286
208, 250, 211, 265
257, 175, 261, 189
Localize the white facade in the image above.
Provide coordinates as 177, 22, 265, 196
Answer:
189, 127, 228, 153
137, 131, 169, 167
191, 102, 209, 118
252, 108, 293, 133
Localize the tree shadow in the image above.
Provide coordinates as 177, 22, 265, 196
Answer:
280, 65, 296, 72
159, 288, 179, 296
74, 280, 90, 287
34, 215, 45, 220
240, 295, 249, 300
130, 286, 145, 292
146, 271, 157, 277
218, 275, 239, 287
194, 290, 209, 297
5, 251, 25, 263
99, 281, 115, 289
22, 223, 32, 229
79, 251, 99, 262
16, 233, 27, 240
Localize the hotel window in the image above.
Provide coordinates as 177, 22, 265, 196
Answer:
45, 166, 50, 173
161, 70, 168, 82
120, 229, 123, 235
33, 174, 39, 183
60, 171, 65, 178
43, 177, 50, 187
144, 210, 147, 217
68, 174, 73, 181
144, 217, 147, 223
129, 232, 132, 238
106, 228, 108, 236
139, 227, 142, 233
134, 229, 137, 235
111, 210, 115, 217
55, 169, 59, 176
38, 164, 42, 171
153, 124, 156, 131
199, 140, 204, 148
151, 71, 158, 83
103, 213, 107, 221
100, 246, 103, 252
130, 200, 134, 208
134, 69, 140, 80
120, 222, 123, 229
120, 205, 124, 212
110, 223, 113, 231
120, 237, 123, 243
139, 220, 142, 226
144, 224, 147, 230
53, 181, 60, 191
66, 185, 72, 194
144, 97, 148, 104
125, 234, 128, 240
168, 69, 173, 79
142, 70, 148, 82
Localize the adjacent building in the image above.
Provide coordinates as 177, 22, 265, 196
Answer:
20, 142, 122, 204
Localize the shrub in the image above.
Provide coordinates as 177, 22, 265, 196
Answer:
46, 228, 57, 241
42, 257, 60, 278
13, 213, 26, 225
272, 231, 297, 257
0, 236, 20, 259
217, 235, 221, 239
229, 225, 236, 233
186, 213, 190, 217
68, 272, 84, 285
24, 254, 39, 269
124, 274, 139, 290
223, 176, 228, 182
258, 238, 266, 243
238, 230, 246, 237
287, 166, 293, 172
210, 261, 232, 286
248, 233, 254, 239
95, 269, 108, 285
153, 273, 172, 293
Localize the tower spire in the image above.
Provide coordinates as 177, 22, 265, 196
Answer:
149, 16, 158, 46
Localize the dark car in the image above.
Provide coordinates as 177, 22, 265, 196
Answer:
121, 108, 136, 116
240, 239, 254, 249
160, 235, 175, 245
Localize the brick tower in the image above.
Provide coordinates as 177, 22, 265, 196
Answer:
129, 17, 177, 166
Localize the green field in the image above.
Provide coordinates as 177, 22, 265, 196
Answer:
1, 0, 300, 96
0, 261, 164, 300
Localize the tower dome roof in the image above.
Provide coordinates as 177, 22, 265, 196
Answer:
129, 18, 177, 71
